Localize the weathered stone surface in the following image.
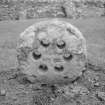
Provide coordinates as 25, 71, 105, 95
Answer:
63, 0, 77, 18
17, 18, 87, 83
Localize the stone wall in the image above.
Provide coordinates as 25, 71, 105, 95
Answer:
0, 0, 105, 21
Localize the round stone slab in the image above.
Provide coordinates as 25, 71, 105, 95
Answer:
17, 19, 87, 83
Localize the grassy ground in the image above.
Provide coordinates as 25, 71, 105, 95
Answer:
0, 17, 105, 71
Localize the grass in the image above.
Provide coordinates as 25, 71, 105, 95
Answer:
0, 17, 105, 71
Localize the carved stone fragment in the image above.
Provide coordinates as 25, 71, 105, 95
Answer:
17, 19, 87, 83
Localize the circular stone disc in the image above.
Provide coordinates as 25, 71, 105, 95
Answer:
17, 19, 87, 83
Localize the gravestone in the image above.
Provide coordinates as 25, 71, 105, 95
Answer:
17, 19, 87, 84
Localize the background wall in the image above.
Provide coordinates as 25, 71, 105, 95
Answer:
0, 0, 105, 21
